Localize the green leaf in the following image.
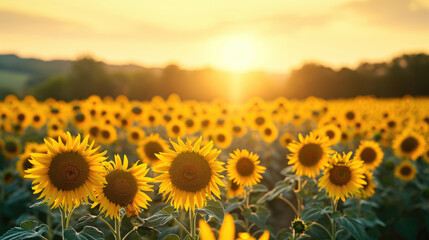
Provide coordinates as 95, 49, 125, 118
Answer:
280, 166, 294, 175
143, 206, 179, 227
243, 205, 270, 230
252, 184, 268, 193
29, 201, 49, 208
302, 206, 331, 221
276, 228, 293, 240
334, 216, 366, 240
197, 199, 225, 223
0, 220, 48, 240
64, 226, 104, 240
136, 225, 159, 238
163, 234, 180, 240
76, 214, 99, 227
224, 197, 245, 213
257, 180, 294, 203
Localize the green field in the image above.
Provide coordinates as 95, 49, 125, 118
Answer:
0, 69, 30, 93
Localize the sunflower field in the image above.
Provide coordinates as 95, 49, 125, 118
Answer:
0, 94, 428, 240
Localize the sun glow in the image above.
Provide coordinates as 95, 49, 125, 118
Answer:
218, 37, 256, 72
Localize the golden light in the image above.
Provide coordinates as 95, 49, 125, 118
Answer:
219, 38, 256, 72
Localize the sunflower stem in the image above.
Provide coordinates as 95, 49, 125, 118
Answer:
97, 216, 116, 237
330, 199, 338, 240
59, 207, 67, 240
309, 222, 331, 238
114, 217, 122, 240
279, 195, 298, 216
189, 210, 197, 240
122, 226, 138, 240
174, 218, 191, 238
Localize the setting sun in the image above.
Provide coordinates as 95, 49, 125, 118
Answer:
219, 38, 256, 72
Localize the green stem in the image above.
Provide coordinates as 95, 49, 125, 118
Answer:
59, 207, 67, 240
310, 222, 332, 238
122, 226, 138, 240
295, 177, 302, 218
46, 212, 53, 240
330, 200, 338, 240
279, 196, 298, 216
173, 218, 191, 238
97, 216, 116, 237
114, 217, 122, 240
39, 236, 49, 240
189, 210, 196, 240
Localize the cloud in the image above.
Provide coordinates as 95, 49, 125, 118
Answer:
0, 10, 90, 35
342, 0, 429, 30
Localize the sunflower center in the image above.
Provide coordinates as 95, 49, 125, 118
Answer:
103, 169, 138, 206
264, 128, 272, 136
341, 133, 348, 140
326, 130, 335, 139
18, 113, 25, 121
345, 111, 355, 120
360, 147, 376, 163
217, 134, 226, 142
48, 152, 89, 191
101, 130, 110, 139
149, 115, 155, 122
5, 141, 18, 153
172, 125, 180, 134
400, 166, 412, 176
23, 158, 34, 171
387, 121, 396, 128
132, 107, 142, 114
164, 114, 172, 122
169, 152, 212, 192
185, 119, 194, 127
329, 165, 351, 186
144, 141, 163, 160
89, 126, 99, 137
33, 115, 41, 122
75, 113, 85, 122
236, 157, 255, 176
131, 132, 139, 140
298, 143, 323, 166
201, 120, 209, 127
400, 137, 418, 153
233, 126, 241, 133
230, 181, 240, 191
255, 117, 265, 126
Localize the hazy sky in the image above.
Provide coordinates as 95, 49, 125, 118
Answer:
1, 0, 429, 72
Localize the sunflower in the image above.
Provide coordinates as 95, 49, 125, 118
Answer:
318, 124, 341, 145
98, 125, 118, 145
92, 155, 153, 219
394, 161, 417, 182
355, 141, 384, 170
230, 119, 248, 137
166, 119, 186, 138
31, 111, 47, 129
25, 132, 107, 211
17, 151, 34, 178
357, 170, 376, 199
212, 128, 232, 149
136, 134, 170, 166
71, 111, 90, 129
226, 180, 245, 199
126, 126, 145, 145
2, 138, 21, 159
199, 213, 269, 240
153, 137, 225, 211
260, 123, 278, 143
227, 149, 265, 187
318, 152, 366, 201
392, 131, 426, 161
279, 133, 295, 149
287, 133, 332, 178
184, 117, 200, 135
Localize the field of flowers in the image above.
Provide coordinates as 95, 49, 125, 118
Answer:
0, 94, 428, 240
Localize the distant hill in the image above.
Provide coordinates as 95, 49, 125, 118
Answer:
0, 54, 157, 93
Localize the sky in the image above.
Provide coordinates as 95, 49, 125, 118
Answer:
1, 0, 429, 73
